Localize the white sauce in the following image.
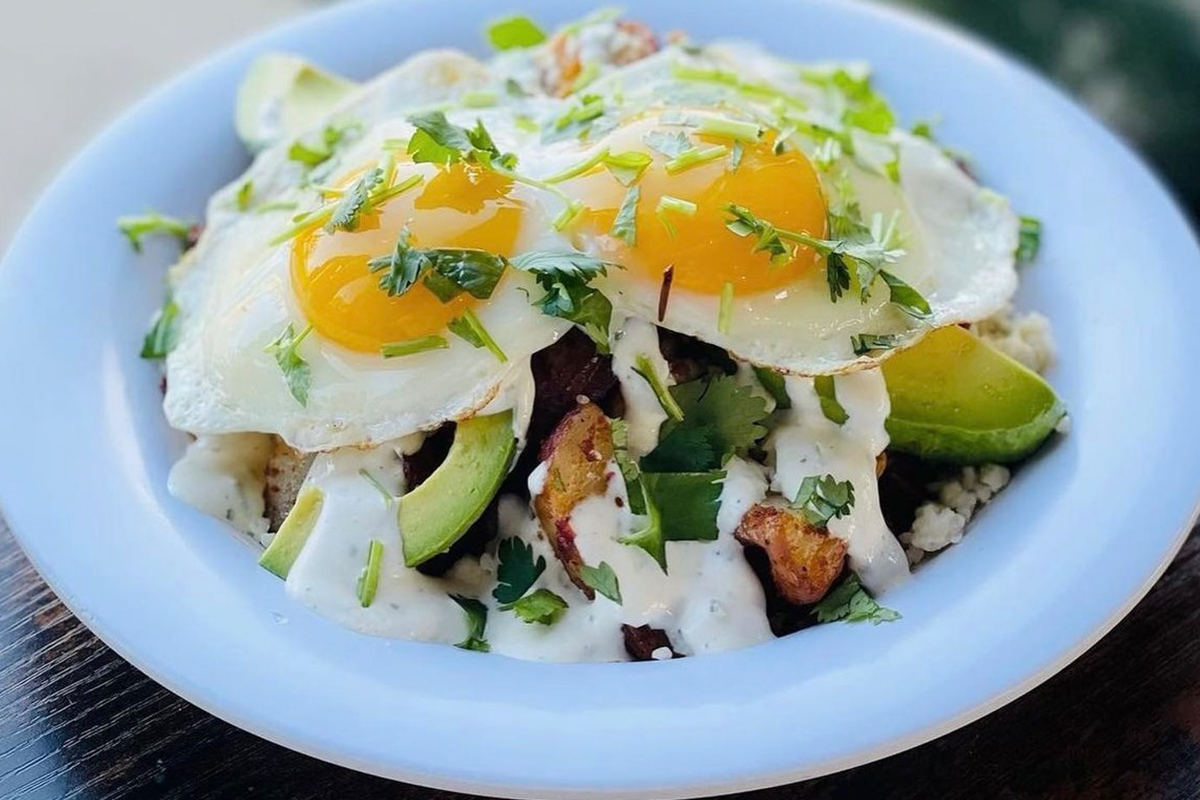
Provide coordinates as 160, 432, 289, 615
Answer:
168, 433, 274, 537
482, 462, 773, 661
768, 370, 910, 592
609, 315, 673, 458
284, 443, 472, 643
734, 362, 777, 415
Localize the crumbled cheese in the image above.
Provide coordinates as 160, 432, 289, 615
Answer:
972, 305, 1056, 374
650, 646, 673, 661
907, 503, 967, 552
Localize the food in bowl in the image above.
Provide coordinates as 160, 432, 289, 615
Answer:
121, 9, 1065, 661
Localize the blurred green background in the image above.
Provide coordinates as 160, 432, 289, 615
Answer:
890, 0, 1200, 218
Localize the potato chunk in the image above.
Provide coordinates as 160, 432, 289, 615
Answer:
532, 403, 614, 598
734, 504, 847, 605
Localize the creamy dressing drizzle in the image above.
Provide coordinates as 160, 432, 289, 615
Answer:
476, 357, 537, 456
168, 433, 274, 536
481, 457, 772, 661
768, 370, 909, 592
609, 315, 673, 458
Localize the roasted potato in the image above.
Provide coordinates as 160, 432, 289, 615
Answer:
263, 436, 316, 533
734, 504, 847, 605
532, 402, 615, 598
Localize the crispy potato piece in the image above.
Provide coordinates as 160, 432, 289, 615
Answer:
533, 403, 614, 598
734, 504, 848, 605
263, 436, 316, 533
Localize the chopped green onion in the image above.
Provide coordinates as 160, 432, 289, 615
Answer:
696, 116, 762, 142
603, 150, 653, 186
656, 195, 697, 239
514, 115, 539, 134
664, 144, 729, 174
381, 137, 409, 151
356, 540, 384, 607
368, 173, 424, 206
380, 335, 449, 358
269, 206, 336, 246
358, 469, 394, 505
718, 281, 734, 334
553, 199, 585, 231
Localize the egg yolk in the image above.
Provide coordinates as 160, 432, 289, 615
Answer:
570, 117, 827, 296
290, 162, 525, 353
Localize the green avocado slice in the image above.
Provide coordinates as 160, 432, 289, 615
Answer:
259, 486, 324, 578
881, 325, 1066, 464
399, 411, 516, 567
235, 54, 356, 153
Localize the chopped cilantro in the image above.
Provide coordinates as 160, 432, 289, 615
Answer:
618, 479, 667, 572
545, 94, 606, 143
850, 333, 904, 356
451, 595, 490, 651
642, 471, 724, 542
367, 227, 507, 301
141, 296, 180, 360
643, 129, 692, 159
358, 469, 394, 505
288, 122, 357, 169
461, 91, 498, 109
492, 537, 546, 605
406, 112, 516, 170
696, 116, 762, 142
511, 251, 615, 350
505, 588, 568, 625
879, 270, 931, 319
813, 573, 900, 624
603, 150, 653, 185
793, 474, 855, 527
611, 185, 640, 245
486, 14, 547, 50
118, 212, 193, 253
543, 147, 611, 184
813, 376, 848, 425
1017, 215, 1042, 265
643, 374, 770, 472
580, 562, 622, 604
632, 353, 684, 421
264, 323, 313, 406
380, 335, 449, 358
356, 540, 384, 608
448, 309, 507, 362
730, 141, 745, 171
665, 144, 729, 174
236, 181, 254, 211
325, 166, 385, 232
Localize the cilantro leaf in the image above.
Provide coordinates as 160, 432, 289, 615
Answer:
118, 212, 194, 253
879, 270, 931, 319
492, 537, 546, 605
288, 122, 357, 169
793, 474, 855, 527
579, 562, 622, 604
367, 227, 427, 296
264, 323, 313, 406
141, 296, 180, 360
425, 250, 507, 300
642, 471, 724, 542
813, 376, 848, 425
643, 130, 693, 159
505, 588, 568, 625
407, 111, 473, 164
326, 167, 384, 232
511, 251, 615, 350
826, 251, 852, 302
632, 352, 683, 421
368, 228, 506, 302
643, 374, 770, 472
1017, 215, 1042, 265
618, 478, 667, 572
604, 151, 653, 186
611, 186, 640, 245
355, 540, 384, 608
448, 310, 507, 362
450, 595, 490, 651
813, 573, 900, 624
486, 14, 547, 50
850, 333, 903, 356
236, 181, 254, 211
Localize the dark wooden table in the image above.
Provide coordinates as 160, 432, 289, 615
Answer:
5, 1, 1200, 798
5, 515, 1200, 800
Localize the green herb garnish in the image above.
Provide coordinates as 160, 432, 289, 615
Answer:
504, 588, 568, 625
356, 540, 384, 608
451, 595, 490, 651
264, 323, 314, 406
1017, 215, 1042, 265
643, 374, 770, 473
380, 335, 449, 359
141, 296, 180, 360
792, 474, 855, 527
493, 537, 546, 605
813, 573, 900, 624
633, 353, 684, 422
611, 185, 640, 245
118, 212, 193, 253
579, 562, 622, 604
485, 14, 547, 49
813, 376, 848, 425
448, 309, 507, 362
850, 333, 904, 356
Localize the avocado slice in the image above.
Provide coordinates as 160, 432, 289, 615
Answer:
235, 54, 356, 153
259, 486, 324, 578
399, 411, 516, 567
881, 325, 1066, 464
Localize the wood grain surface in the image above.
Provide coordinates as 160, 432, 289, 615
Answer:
3, 511, 1200, 800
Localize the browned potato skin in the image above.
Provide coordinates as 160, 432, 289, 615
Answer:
532, 403, 615, 598
734, 505, 848, 605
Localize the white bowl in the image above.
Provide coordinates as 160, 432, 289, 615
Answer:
1, 0, 1198, 796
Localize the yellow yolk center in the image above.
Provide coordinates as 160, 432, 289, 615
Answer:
570, 117, 827, 296
290, 162, 525, 353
